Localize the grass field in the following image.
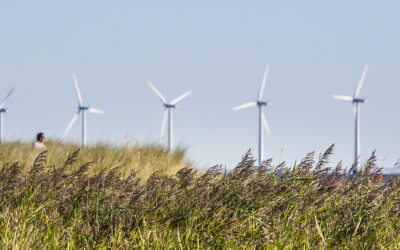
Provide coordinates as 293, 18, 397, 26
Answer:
0, 142, 399, 248
0, 140, 189, 180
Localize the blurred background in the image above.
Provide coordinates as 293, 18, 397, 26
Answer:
0, 0, 399, 169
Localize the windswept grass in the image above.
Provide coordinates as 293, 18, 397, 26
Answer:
0, 140, 188, 179
0, 143, 399, 248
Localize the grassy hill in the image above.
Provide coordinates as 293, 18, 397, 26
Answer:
0, 140, 189, 180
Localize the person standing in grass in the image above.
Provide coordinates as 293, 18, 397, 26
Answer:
32, 132, 46, 150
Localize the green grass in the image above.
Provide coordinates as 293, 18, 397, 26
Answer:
0, 143, 399, 249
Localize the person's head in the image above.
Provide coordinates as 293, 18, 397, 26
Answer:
36, 132, 45, 143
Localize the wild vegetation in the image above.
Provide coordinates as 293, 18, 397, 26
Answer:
0, 140, 188, 180
0, 142, 399, 248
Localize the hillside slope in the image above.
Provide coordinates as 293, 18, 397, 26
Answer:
0, 140, 189, 179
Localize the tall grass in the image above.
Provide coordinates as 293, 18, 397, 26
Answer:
0, 143, 399, 248
0, 140, 188, 179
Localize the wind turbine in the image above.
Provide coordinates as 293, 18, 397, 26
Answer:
147, 81, 192, 151
0, 87, 15, 141
63, 73, 105, 146
333, 65, 368, 173
233, 65, 271, 166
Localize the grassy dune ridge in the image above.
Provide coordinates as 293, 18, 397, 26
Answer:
0, 140, 189, 179
0, 143, 399, 248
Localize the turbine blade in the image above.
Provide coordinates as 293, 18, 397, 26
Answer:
0, 87, 15, 109
170, 90, 192, 105
332, 95, 354, 102
233, 102, 257, 111
63, 111, 80, 137
354, 65, 368, 98
160, 109, 168, 142
262, 113, 271, 134
147, 81, 167, 104
88, 107, 105, 114
72, 73, 84, 106
258, 64, 269, 100
353, 103, 357, 118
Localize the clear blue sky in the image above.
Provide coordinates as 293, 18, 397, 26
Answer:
0, 0, 399, 169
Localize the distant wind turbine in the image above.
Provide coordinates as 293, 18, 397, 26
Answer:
0, 87, 15, 140
333, 65, 368, 172
147, 81, 192, 151
233, 65, 271, 166
63, 73, 105, 146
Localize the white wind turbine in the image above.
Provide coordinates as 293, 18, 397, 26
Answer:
63, 73, 105, 146
147, 81, 192, 151
233, 65, 271, 166
333, 65, 368, 173
0, 87, 15, 140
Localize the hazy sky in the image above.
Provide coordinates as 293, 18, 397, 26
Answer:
1, 0, 399, 169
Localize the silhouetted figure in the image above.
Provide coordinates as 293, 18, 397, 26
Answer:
32, 132, 46, 150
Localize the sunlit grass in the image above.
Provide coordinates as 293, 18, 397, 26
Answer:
0, 143, 399, 248
0, 140, 189, 180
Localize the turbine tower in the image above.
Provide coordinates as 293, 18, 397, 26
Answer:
147, 81, 192, 151
63, 73, 105, 146
0, 87, 15, 141
233, 65, 271, 166
333, 65, 368, 173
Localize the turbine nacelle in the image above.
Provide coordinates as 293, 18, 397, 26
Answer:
164, 104, 176, 109
353, 98, 367, 103
0, 108, 8, 113
79, 106, 89, 111
257, 101, 269, 106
